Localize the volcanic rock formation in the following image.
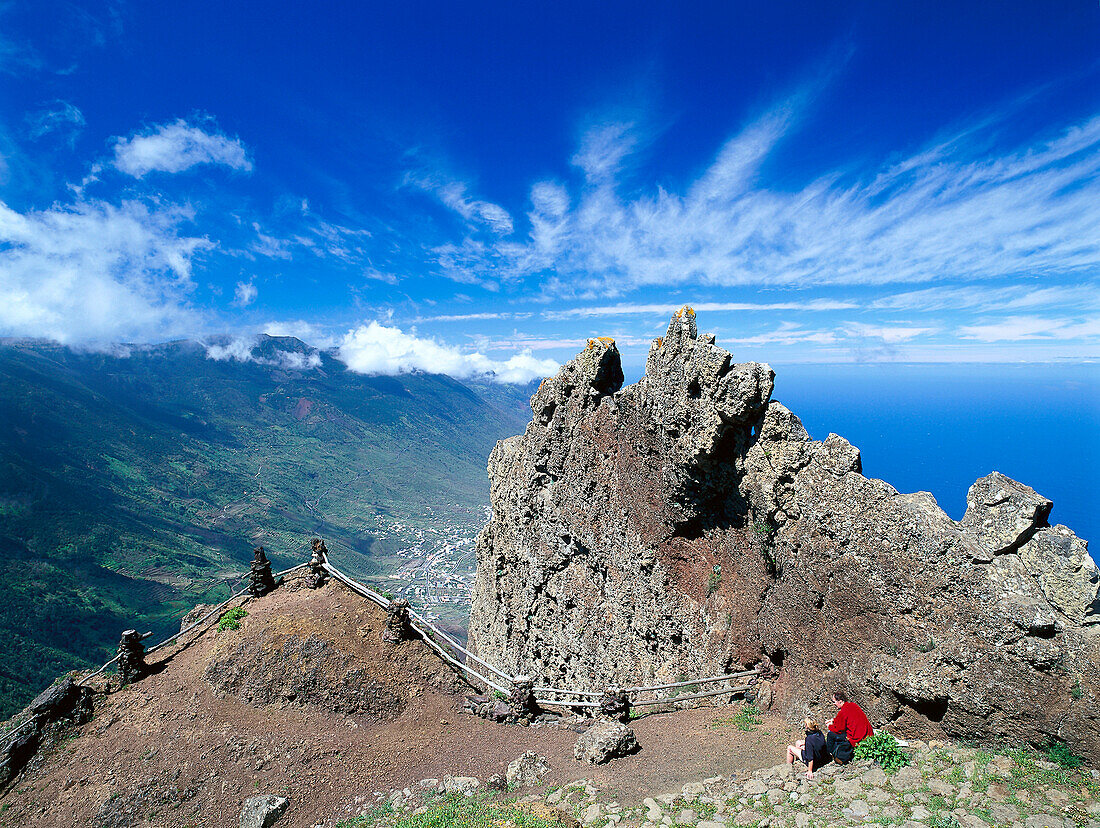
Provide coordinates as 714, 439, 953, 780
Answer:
468, 308, 1100, 761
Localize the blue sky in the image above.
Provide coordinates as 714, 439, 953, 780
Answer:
2, 1, 1099, 379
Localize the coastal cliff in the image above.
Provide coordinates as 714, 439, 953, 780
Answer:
468, 308, 1100, 761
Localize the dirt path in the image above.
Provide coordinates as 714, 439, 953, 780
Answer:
0, 576, 794, 828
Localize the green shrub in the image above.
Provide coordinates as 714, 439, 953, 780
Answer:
854, 732, 909, 772
706, 565, 722, 596
927, 814, 960, 828
216, 606, 248, 631
1043, 741, 1082, 769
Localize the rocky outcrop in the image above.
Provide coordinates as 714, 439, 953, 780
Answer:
469, 308, 1100, 762
204, 632, 404, 718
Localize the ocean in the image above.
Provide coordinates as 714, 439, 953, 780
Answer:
772, 363, 1098, 561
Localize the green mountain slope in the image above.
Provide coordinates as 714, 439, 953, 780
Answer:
0, 336, 534, 716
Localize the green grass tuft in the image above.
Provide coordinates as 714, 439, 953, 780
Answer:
216, 606, 248, 631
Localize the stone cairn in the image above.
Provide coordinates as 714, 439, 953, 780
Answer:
382, 597, 411, 642
248, 546, 277, 598
308, 538, 328, 589
116, 629, 147, 685
599, 685, 631, 722
509, 675, 537, 720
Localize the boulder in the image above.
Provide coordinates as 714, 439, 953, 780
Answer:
573, 720, 638, 764
239, 794, 288, 828
441, 776, 481, 795
507, 751, 551, 786
469, 309, 1100, 763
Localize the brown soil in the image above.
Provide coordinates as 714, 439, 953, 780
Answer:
0, 575, 790, 828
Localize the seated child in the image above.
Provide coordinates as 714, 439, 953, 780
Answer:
786, 718, 830, 779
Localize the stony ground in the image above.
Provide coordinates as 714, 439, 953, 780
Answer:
0, 576, 786, 828
351, 741, 1100, 828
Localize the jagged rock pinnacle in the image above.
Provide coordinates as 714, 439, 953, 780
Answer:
469, 309, 1100, 763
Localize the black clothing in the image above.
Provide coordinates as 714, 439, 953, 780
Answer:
802, 730, 830, 768
826, 729, 854, 763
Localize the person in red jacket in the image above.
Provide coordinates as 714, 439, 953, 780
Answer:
825, 689, 873, 764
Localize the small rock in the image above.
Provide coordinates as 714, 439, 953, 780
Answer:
239, 795, 289, 828
1024, 816, 1064, 828
682, 782, 706, 798
583, 803, 602, 824
441, 776, 480, 795
834, 778, 863, 798
676, 808, 697, 824
990, 804, 1019, 823
846, 800, 870, 818
574, 721, 637, 764
861, 767, 887, 787
508, 752, 551, 787
743, 780, 768, 795
927, 779, 954, 797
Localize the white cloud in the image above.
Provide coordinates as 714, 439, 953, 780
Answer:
337, 321, 558, 383
957, 316, 1100, 342
841, 322, 937, 343
205, 336, 322, 369
545, 299, 858, 320
572, 122, 636, 183
112, 119, 252, 178
417, 312, 513, 322
27, 101, 85, 143
408, 174, 514, 235
872, 284, 1100, 313
262, 319, 339, 349
233, 280, 257, 307
0, 197, 208, 343
430, 103, 1100, 297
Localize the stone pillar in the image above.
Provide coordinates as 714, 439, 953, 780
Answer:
600, 685, 631, 722
248, 546, 277, 597
308, 538, 328, 589
117, 630, 147, 685
509, 675, 536, 720
382, 597, 411, 642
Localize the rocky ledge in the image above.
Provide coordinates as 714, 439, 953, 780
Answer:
468, 308, 1100, 762
350, 740, 1100, 828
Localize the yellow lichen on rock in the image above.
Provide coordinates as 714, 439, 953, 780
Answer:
586, 336, 616, 349
674, 305, 696, 319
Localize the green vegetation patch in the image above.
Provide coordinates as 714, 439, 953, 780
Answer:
338, 793, 566, 828
711, 703, 762, 731
854, 732, 909, 773
216, 606, 248, 631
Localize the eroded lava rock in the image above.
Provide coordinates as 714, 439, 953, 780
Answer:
468, 308, 1100, 762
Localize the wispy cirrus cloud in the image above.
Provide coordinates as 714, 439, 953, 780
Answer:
26, 100, 84, 143
428, 99, 1100, 299
957, 315, 1100, 342
112, 119, 252, 178
406, 173, 514, 235
871, 283, 1100, 313
544, 299, 857, 320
